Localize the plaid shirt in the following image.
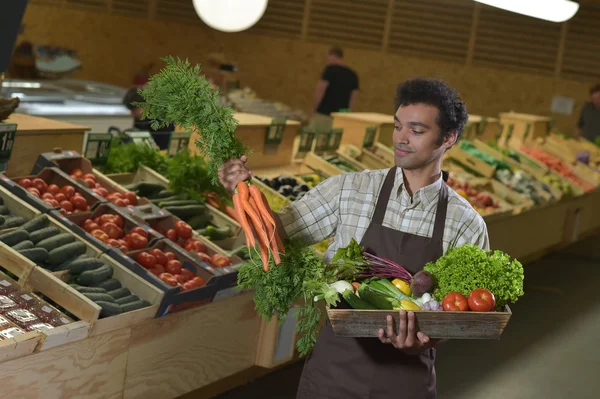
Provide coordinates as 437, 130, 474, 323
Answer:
278, 167, 490, 263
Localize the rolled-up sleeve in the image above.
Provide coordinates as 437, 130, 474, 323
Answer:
277, 175, 342, 246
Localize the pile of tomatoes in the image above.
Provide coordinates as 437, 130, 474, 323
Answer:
18, 178, 90, 213
69, 168, 138, 207
135, 248, 206, 291
155, 220, 231, 269
81, 214, 150, 252
442, 288, 496, 312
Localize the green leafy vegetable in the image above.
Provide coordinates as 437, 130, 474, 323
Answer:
134, 56, 250, 185
423, 245, 524, 309
103, 138, 170, 175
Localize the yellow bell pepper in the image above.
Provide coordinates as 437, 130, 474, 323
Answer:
400, 300, 421, 311
392, 279, 411, 296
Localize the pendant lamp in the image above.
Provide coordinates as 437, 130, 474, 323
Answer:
474, 0, 579, 23
193, 0, 269, 33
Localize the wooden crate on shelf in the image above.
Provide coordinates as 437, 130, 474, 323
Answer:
538, 138, 600, 186
339, 144, 390, 170
465, 115, 501, 143
499, 112, 551, 150
366, 142, 395, 167
473, 179, 535, 215
446, 146, 496, 178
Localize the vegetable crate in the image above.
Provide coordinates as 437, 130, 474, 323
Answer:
0, 167, 106, 215
105, 165, 169, 189
108, 239, 220, 316
327, 306, 512, 340
445, 146, 496, 178
339, 144, 392, 170
49, 203, 163, 255
303, 151, 362, 178
0, 185, 42, 234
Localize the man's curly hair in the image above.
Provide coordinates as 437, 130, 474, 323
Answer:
394, 77, 468, 146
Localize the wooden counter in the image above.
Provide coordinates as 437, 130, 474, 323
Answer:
187, 112, 300, 170
331, 112, 395, 148
5, 114, 89, 177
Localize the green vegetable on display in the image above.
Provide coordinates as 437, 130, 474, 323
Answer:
103, 138, 170, 175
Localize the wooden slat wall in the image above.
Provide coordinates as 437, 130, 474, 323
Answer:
21, 0, 600, 81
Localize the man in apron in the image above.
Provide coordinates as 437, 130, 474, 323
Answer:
219, 77, 490, 398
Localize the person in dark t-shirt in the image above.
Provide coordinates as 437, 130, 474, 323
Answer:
309, 46, 359, 132
576, 83, 600, 143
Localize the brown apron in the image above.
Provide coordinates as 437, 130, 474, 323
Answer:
297, 167, 449, 399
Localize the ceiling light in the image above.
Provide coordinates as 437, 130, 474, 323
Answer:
474, 0, 579, 23
193, 0, 269, 33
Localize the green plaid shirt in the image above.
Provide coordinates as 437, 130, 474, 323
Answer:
279, 167, 490, 262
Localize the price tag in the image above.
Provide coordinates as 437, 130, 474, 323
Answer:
84, 133, 112, 165
168, 132, 190, 156
126, 131, 158, 149
0, 123, 17, 172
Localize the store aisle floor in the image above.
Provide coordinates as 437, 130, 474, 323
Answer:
213, 247, 600, 399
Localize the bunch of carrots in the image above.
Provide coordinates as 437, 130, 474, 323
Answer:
233, 181, 284, 271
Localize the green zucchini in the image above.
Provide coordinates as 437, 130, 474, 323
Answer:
150, 195, 180, 205
120, 300, 149, 313
198, 225, 232, 241
150, 189, 177, 199
83, 292, 116, 303
12, 240, 34, 251
36, 233, 76, 252
55, 254, 88, 272
0, 229, 30, 246
96, 301, 122, 318
163, 205, 206, 218
19, 215, 50, 233
342, 290, 376, 309
0, 215, 5, 226
124, 182, 141, 192
0, 206, 9, 216
72, 285, 107, 294
135, 182, 167, 197
68, 258, 105, 275
115, 295, 140, 305
158, 199, 200, 208
187, 213, 213, 230
47, 241, 87, 266
92, 278, 122, 291
30, 227, 61, 244
107, 287, 131, 300
357, 285, 393, 310
78, 264, 113, 286
2, 216, 27, 229
17, 248, 49, 263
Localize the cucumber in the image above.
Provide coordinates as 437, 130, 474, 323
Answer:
12, 240, 34, 251
2, 216, 27, 229
198, 225, 232, 241
120, 300, 149, 313
17, 248, 49, 263
135, 182, 167, 197
92, 278, 122, 291
150, 195, 180, 205
78, 264, 113, 286
72, 285, 107, 294
163, 205, 206, 219
83, 292, 116, 303
115, 295, 140, 305
150, 189, 177, 199
19, 215, 50, 233
158, 200, 200, 208
55, 254, 88, 271
0, 229, 30, 246
187, 213, 212, 230
357, 285, 393, 310
342, 290, 376, 309
36, 233, 76, 252
30, 227, 61, 244
0, 206, 9, 216
124, 182, 141, 192
107, 287, 131, 300
68, 258, 105, 275
0, 215, 5, 226
47, 241, 87, 266
96, 301, 122, 318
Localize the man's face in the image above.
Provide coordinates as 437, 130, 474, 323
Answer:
392, 104, 457, 170
591, 91, 600, 109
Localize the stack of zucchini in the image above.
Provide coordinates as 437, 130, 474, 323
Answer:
0, 197, 28, 230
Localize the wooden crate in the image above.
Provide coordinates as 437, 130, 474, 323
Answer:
338, 144, 390, 170
0, 185, 41, 233
327, 306, 512, 339
446, 146, 496, 178
105, 165, 169, 188
472, 179, 535, 215
539, 139, 600, 186
499, 112, 550, 150
255, 306, 299, 368
366, 142, 395, 167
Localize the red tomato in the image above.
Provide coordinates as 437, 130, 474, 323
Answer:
119, 244, 130, 252
113, 214, 124, 228
32, 178, 47, 194
47, 184, 60, 195
442, 292, 469, 312
196, 252, 212, 265
114, 199, 127, 207
159, 273, 178, 287
191, 241, 205, 253
71, 168, 84, 178
187, 276, 206, 289
41, 193, 55, 201
47, 199, 60, 207
27, 187, 41, 198
70, 196, 88, 211
82, 173, 96, 182
165, 229, 178, 242
107, 192, 123, 199
83, 219, 95, 227
122, 199, 131, 206
149, 249, 168, 266
468, 289, 496, 312
124, 192, 138, 206
182, 281, 196, 291
83, 178, 95, 189
99, 214, 116, 226
129, 233, 148, 250
95, 183, 102, 189
130, 227, 148, 239
165, 252, 177, 262
165, 260, 182, 275
102, 222, 123, 240
85, 222, 100, 233
91, 229, 109, 243
60, 185, 76, 199
54, 192, 67, 203
211, 254, 231, 268
174, 221, 192, 239
137, 252, 157, 269
60, 200, 74, 212
149, 266, 164, 277
18, 178, 32, 188
176, 274, 188, 285
179, 268, 195, 282
96, 187, 109, 198
107, 239, 120, 247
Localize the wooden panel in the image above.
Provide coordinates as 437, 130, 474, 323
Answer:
111, 0, 150, 18
155, 0, 198, 23
0, 328, 130, 398
472, 4, 561, 74
29, 0, 64, 5
250, 0, 304, 38
562, 4, 600, 79
65, 0, 109, 12
389, 0, 473, 62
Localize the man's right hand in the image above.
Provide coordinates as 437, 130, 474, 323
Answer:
218, 155, 252, 193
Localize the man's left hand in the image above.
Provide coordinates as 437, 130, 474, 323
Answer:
378, 310, 440, 355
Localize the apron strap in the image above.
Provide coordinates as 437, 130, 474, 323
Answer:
431, 182, 449, 243
372, 167, 397, 225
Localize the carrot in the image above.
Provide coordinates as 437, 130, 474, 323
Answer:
251, 198, 281, 265
237, 181, 250, 201
224, 205, 239, 223
249, 185, 276, 228
242, 193, 271, 264
232, 192, 255, 248
246, 198, 271, 271
257, 234, 270, 272
207, 197, 220, 209
260, 192, 285, 254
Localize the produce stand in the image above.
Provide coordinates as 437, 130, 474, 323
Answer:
464, 114, 501, 143
330, 112, 395, 148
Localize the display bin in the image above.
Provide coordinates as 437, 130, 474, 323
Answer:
0, 185, 42, 234
105, 165, 169, 188
30, 149, 82, 176
108, 239, 220, 316
339, 144, 392, 170
49, 203, 163, 255
0, 167, 105, 215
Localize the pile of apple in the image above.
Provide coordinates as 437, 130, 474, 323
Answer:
446, 176, 499, 214
17, 178, 90, 213
80, 214, 150, 252
69, 168, 138, 207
